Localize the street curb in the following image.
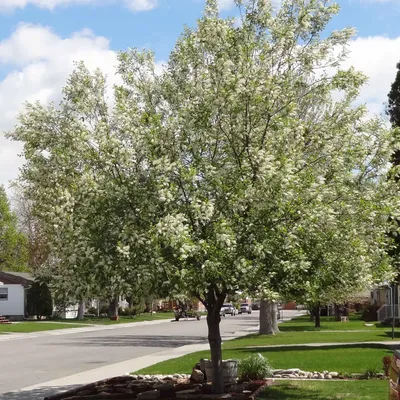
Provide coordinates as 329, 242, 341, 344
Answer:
0, 318, 173, 343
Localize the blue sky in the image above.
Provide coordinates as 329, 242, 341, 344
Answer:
0, 1, 398, 62
0, 0, 400, 189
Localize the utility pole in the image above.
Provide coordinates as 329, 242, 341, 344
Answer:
391, 284, 395, 340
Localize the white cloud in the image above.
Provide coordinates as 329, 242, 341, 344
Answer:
124, 0, 158, 11
0, 0, 96, 11
0, 0, 159, 13
0, 24, 119, 190
218, 0, 235, 11
0, 23, 166, 191
343, 36, 400, 116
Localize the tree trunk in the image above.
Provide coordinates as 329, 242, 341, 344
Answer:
126, 295, 134, 308
259, 299, 280, 335
77, 301, 85, 320
206, 307, 224, 394
314, 303, 321, 328
334, 304, 340, 321
109, 298, 119, 317
344, 303, 349, 317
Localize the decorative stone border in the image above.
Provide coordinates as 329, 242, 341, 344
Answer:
44, 374, 270, 400
271, 369, 386, 380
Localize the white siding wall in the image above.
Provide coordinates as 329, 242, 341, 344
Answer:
0, 284, 24, 316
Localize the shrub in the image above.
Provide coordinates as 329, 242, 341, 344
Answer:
360, 367, 379, 380
238, 353, 273, 381
26, 281, 53, 320
87, 306, 97, 315
99, 305, 109, 315
120, 307, 136, 316
361, 304, 379, 322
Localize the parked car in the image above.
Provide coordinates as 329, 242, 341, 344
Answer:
220, 308, 226, 317
252, 302, 260, 310
222, 303, 236, 316
239, 303, 252, 314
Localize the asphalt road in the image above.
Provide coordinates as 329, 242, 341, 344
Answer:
1, 312, 261, 394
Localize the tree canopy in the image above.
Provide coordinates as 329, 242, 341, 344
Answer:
8, 0, 399, 392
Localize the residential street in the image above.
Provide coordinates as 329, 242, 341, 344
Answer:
1, 312, 262, 395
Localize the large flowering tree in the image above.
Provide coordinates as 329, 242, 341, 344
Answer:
9, 0, 399, 393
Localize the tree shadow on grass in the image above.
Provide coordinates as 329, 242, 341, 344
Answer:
1, 384, 79, 400
44, 335, 209, 348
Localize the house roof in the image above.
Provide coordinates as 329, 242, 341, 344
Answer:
0, 271, 34, 287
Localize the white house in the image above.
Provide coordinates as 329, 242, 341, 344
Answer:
0, 271, 33, 320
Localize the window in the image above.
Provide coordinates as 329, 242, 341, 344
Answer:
0, 288, 8, 301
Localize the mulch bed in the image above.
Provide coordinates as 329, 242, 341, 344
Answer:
44, 375, 273, 400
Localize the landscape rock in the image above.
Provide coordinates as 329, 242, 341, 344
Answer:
272, 369, 285, 375
190, 368, 205, 383
329, 372, 339, 378
137, 389, 161, 400
229, 384, 245, 393
286, 369, 300, 374
176, 388, 202, 398
153, 383, 174, 391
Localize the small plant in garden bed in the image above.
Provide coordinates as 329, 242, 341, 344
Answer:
359, 367, 380, 380
238, 353, 273, 382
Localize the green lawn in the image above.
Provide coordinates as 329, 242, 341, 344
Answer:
0, 322, 88, 333
279, 313, 383, 332
259, 380, 388, 400
223, 330, 399, 348
57, 313, 175, 325
136, 345, 391, 375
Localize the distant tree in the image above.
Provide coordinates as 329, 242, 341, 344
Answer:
0, 186, 28, 271
387, 62, 400, 276
11, 184, 50, 272
26, 281, 53, 320
387, 62, 400, 127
